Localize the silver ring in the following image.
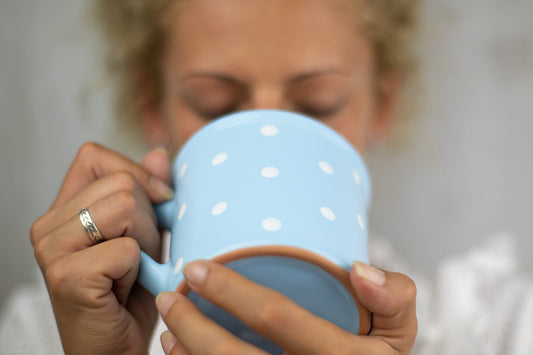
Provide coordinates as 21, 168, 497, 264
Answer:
78, 207, 105, 244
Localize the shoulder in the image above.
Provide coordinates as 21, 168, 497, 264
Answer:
371, 234, 533, 355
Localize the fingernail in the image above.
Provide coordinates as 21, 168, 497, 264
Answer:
150, 176, 175, 200
154, 146, 170, 156
183, 261, 208, 289
354, 262, 386, 286
156, 292, 176, 317
160, 330, 177, 354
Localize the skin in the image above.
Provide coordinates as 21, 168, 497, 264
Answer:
30, 0, 416, 354
146, 0, 398, 152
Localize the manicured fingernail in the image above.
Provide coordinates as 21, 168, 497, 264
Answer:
160, 330, 177, 354
183, 261, 208, 289
156, 292, 176, 317
150, 176, 174, 200
354, 262, 386, 286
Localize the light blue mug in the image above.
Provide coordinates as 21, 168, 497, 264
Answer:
138, 110, 372, 353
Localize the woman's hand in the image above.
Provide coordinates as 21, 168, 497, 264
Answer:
30, 143, 173, 355
156, 260, 417, 355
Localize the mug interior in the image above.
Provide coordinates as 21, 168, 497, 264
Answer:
177, 245, 371, 351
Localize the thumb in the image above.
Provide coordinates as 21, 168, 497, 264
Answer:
350, 262, 417, 354
142, 147, 172, 186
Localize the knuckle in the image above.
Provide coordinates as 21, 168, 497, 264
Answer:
111, 171, 138, 193
111, 190, 139, 215
402, 275, 417, 303
32, 234, 51, 266
29, 213, 48, 245
393, 276, 417, 318
391, 272, 417, 307
44, 259, 70, 291
76, 142, 102, 160
254, 294, 289, 329
45, 259, 101, 307
117, 237, 141, 260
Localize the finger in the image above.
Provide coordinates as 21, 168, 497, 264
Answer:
52, 142, 174, 209
181, 260, 356, 355
156, 291, 268, 355
350, 262, 418, 353
32, 171, 156, 243
126, 284, 159, 339
34, 192, 160, 269
160, 330, 188, 355
45, 238, 145, 353
46, 237, 141, 310
142, 147, 172, 186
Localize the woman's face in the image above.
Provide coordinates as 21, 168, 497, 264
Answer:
149, 0, 397, 154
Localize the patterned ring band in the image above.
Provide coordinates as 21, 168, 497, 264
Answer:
78, 207, 106, 244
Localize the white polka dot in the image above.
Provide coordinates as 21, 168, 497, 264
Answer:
260, 125, 279, 136
320, 207, 336, 221
178, 163, 188, 179
212, 153, 228, 166
174, 257, 184, 274
357, 213, 365, 230
319, 161, 334, 175
261, 167, 279, 178
352, 169, 361, 185
177, 203, 186, 220
212, 202, 228, 216
262, 218, 282, 232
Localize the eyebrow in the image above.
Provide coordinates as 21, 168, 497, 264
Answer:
178, 68, 348, 85
288, 68, 349, 83
179, 72, 242, 84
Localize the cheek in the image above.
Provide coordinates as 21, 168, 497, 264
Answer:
329, 119, 367, 153
162, 100, 209, 152
326, 99, 376, 153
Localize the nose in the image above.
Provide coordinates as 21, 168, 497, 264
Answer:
246, 86, 287, 111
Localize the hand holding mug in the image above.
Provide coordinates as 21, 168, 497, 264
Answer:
30, 144, 174, 354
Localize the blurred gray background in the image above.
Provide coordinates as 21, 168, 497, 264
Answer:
1, 0, 532, 309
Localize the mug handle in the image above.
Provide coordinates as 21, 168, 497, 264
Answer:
137, 199, 176, 296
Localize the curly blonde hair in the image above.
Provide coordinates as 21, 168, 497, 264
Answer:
91, 0, 420, 144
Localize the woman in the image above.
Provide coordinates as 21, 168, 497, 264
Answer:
17, 0, 531, 354
28, 1, 418, 353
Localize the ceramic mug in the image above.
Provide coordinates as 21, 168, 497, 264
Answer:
137, 110, 372, 353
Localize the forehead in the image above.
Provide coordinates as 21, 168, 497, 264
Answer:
165, 0, 371, 77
